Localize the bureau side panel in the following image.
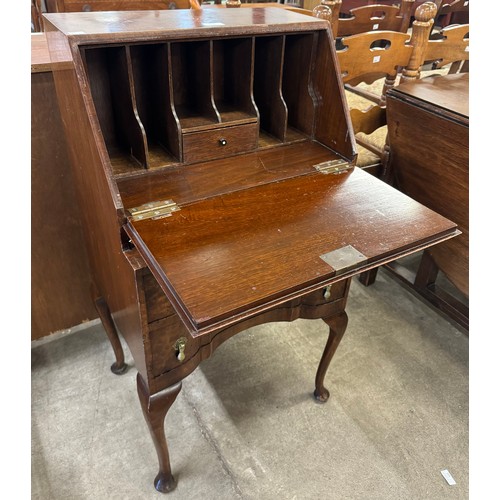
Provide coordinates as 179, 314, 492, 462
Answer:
387, 96, 469, 296
44, 26, 148, 378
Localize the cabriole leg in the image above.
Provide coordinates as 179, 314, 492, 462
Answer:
94, 296, 128, 374
314, 311, 348, 403
137, 375, 182, 493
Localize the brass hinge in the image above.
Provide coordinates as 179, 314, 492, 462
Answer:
128, 200, 180, 222
314, 159, 352, 175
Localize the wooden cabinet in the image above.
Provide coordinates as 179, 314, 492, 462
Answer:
31, 33, 97, 340
44, 8, 458, 492
385, 73, 469, 330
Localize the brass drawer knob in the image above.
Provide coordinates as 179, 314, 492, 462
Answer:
174, 337, 187, 362
219, 138, 227, 146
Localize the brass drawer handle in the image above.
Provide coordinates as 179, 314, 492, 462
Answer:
323, 285, 332, 300
219, 138, 227, 146
173, 337, 187, 362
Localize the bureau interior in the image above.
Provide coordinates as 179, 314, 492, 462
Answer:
81, 32, 322, 177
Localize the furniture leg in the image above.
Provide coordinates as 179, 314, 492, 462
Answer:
358, 268, 378, 287
314, 311, 348, 403
137, 375, 182, 494
414, 249, 439, 290
94, 296, 128, 374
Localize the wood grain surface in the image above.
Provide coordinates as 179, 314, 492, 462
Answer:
127, 166, 457, 332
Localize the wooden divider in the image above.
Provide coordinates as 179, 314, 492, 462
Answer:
82, 32, 330, 175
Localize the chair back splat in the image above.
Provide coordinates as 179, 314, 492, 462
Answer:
335, 0, 415, 38
335, 1, 437, 177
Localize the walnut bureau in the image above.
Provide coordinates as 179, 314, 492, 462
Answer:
44, 8, 459, 493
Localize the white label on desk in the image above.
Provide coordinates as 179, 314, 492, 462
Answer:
373, 55, 381, 63
440, 469, 457, 486
373, 23, 379, 29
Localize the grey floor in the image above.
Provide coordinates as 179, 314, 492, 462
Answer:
31, 269, 468, 500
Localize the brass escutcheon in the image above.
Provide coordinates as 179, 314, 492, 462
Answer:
174, 337, 187, 362
323, 285, 332, 300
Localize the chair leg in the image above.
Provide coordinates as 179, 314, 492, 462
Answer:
314, 311, 349, 403
137, 375, 182, 493
94, 296, 128, 375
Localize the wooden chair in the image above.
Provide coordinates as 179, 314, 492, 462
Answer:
434, 0, 469, 29
31, 0, 43, 32
335, 1, 437, 176
423, 22, 469, 74
333, 0, 415, 38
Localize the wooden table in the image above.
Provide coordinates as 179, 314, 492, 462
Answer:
384, 73, 469, 330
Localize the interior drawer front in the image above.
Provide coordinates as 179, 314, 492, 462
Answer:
182, 122, 258, 163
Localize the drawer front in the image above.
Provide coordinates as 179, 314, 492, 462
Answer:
182, 122, 258, 163
148, 316, 201, 376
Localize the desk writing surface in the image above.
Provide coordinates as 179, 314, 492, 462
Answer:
125, 165, 458, 334
117, 142, 343, 207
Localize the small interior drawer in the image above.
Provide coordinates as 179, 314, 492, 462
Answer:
182, 121, 258, 164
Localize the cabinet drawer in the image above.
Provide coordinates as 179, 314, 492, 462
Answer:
148, 316, 201, 376
182, 122, 258, 163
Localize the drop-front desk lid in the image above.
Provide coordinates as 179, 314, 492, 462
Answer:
124, 162, 458, 337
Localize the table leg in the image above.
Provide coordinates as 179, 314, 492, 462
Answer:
137, 374, 182, 493
358, 268, 378, 287
314, 311, 348, 403
94, 296, 128, 374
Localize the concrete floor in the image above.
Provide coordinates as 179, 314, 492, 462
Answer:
31, 269, 468, 500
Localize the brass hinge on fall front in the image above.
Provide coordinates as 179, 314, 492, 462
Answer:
314, 159, 352, 175
128, 200, 180, 222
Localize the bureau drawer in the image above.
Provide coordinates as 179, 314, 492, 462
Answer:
148, 316, 201, 376
182, 122, 258, 163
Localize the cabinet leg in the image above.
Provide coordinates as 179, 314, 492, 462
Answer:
94, 296, 128, 375
414, 249, 439, 290
137, 374, 182, 493
314, 311, 348, 403
358, 267, 378, 287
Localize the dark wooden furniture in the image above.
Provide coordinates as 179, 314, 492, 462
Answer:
384, 73, 469, 330
44, 7, 458, 492
45, 0, 191, 13
31, 33, 98, 340
435, 0, 469, 29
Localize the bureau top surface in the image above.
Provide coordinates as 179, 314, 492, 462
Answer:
389, 73, 469, 120
44, 7, 326, 40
